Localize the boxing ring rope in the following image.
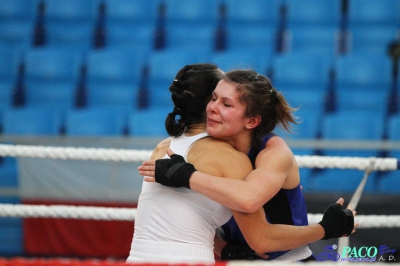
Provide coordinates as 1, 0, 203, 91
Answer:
0, 143, 399, 228
0, 143, 399, 266
0, 143, 398, 170
0, 203, 399, 228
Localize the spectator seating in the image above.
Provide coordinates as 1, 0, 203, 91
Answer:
65, 108, 127, 136
147, 48, 211, 107
86, 48, 145, 110
24, 48, 83, 110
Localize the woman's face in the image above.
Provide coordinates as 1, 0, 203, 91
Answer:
206, 79, 250, 141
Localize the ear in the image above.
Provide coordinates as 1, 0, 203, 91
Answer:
245, 115, 261, 130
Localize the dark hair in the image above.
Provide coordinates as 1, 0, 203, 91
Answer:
165, 64, 224, 137
224, 70, 298, 149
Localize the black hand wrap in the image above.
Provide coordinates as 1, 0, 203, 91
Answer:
154, 154, 196, 189
221, 243, 262, 261
318, 203, 354, 240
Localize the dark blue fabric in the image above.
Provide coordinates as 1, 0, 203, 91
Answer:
221, 134, 309, 260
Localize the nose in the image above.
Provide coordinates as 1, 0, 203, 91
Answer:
206, 100, 217, 114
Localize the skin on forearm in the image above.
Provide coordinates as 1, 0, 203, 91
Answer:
254, 224, 325, 253
190, 171, 267, 213
190, 142, 293, 213
233, 207, 325, 254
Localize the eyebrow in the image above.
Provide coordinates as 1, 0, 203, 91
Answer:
214, 93, 238, 105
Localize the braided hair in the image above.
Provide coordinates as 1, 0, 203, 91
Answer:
165, 64, 224, 137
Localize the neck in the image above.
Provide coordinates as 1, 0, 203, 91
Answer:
225, 131, 253, 155
185, 124, 207, 136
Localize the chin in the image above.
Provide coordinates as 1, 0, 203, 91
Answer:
206, 128, 217, 137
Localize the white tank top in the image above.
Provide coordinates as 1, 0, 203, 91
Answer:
127, 133, 232, 264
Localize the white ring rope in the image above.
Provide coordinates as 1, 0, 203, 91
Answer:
0, 144, 152, 162
0, 143, 398, 171
0, 203, 398, 228
0, 204, 136, 221
0, 144, 398, 229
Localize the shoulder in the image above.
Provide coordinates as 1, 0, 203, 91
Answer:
266, 135, 291, 153
150, 137, 171, 160
188, 137, 252, 179
191, 137, 248, 161
256, 135, 294, 166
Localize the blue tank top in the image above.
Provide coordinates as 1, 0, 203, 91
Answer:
221, 134, 309, 260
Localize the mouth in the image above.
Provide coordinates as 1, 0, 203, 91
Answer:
207, 118, 220, 125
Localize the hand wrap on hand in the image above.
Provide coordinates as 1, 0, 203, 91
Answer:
318, 203, 354, 240
154, 154, 196, 189
221, 243, 262, 261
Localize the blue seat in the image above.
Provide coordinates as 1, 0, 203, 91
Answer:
283, 90, 326, 115
288, 26, 338, 56
104, 0, 160, 28
336, 90, 390, 113
0, 83, 13, 109
210, 49, 271, 74
388, 114, 400, 140
25, 82, 79, 110
274, 107, 323, 158
44, 0, 99, 24
2, 107, 63, 135
88, 83, 139, 111
285, 0, 341, 27
322, 111, 385, 143
164, 0, 221, 28
335, 53, 392, 92
0, 49, 21, 109
0, 0, 39, 23
105, 24, 155, 49
45, 23, 94, 51
0, 21, 34, 48
226, 24, 275, 53
65, 108, 127, 136
0, 197, 22, 256
0, 48, 20, 82
24, 48, 83, 109
128, 108, 170, 137
320, 110, 385, 158
313, 110, 385, 193
86, 48, 144, 84
272, 52, 332, 92
380, 116, 400, 193
86, 48, 145, 109
348, 0, 400, 27
225, 0, 281, 28
147, 48, 211, 108
104, 0, 160, 49
0, 155, 18, 188
43, 0, 100, 50
335, 53, 392, 112
290, 108, 323, 140
379, 114, 400, 193
350, 26, 399, 55
386, 114, 400, 182
165, 24, 215, 52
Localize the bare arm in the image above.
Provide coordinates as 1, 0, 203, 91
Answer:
232, 206, 324, 253
149, 137, 171, 160
190, 137, 294, 213
211, 144, 325, 253
140, 136, 294, 213
188, 138, 329, 254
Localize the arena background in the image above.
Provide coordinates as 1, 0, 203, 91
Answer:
0, 0, 399, 264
